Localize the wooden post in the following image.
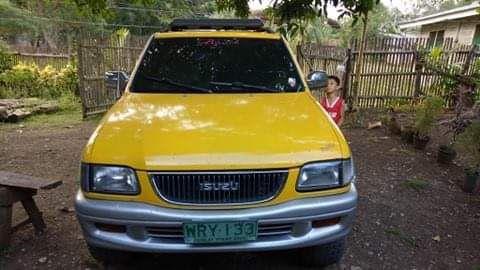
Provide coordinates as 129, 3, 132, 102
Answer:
296, 44, 314, 75
0, 187, 12, 249
342, 48, 352, 101
352, 12, 369, 111
0, 206, 12, 249
414, 50, 423, 98
296, 44, 305, 74
77, 40, 87, 119
461, 45, 476, 75
21, 197, 46, 234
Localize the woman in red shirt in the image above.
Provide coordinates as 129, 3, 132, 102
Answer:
320, 75, 345, 126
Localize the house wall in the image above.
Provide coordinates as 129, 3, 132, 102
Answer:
418, 16, 480, 45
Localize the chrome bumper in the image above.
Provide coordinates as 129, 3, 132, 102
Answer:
75, 184, 357, 253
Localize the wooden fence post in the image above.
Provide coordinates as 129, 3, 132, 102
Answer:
461, 45, 477, 75
352, 12, 369, 111
296, 45, 301, 72
296, 44, 305, 74
414, 50, 423, 98
342, 48, 352, 101
76, 41, 87, 119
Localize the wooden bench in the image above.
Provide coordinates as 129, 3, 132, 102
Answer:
0, 171, 62, 249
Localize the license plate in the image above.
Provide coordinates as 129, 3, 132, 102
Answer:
183, 221, 257, 244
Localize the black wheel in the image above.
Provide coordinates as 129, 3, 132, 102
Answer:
297, 238, 346, 267
87, 244, 134, 266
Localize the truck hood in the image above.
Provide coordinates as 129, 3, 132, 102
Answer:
83, 92, 349, 170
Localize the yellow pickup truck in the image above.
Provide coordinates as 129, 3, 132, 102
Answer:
75, 19, 357, 267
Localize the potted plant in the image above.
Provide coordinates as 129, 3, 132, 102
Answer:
437, 143, 457, 164
456, 122, 480, 193
463, 167, 479, 193
401, 124, 415, 144
388, 116, 402, 135
413, 97, 444, 150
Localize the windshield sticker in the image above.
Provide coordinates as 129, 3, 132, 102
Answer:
288, 77, 296, 88
197, 38, 240, 47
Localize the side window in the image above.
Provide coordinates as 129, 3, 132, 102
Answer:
473, 25, 480, 45
435, 30, 444, 47
427, 30, 445, 48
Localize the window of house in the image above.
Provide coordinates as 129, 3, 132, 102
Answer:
427, 30, 445, 47
473, 25, 480, 45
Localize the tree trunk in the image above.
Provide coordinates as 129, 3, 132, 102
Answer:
351, 12, 369, 111
0, 99, 59, 122
6, 110, 31, 123
41, 28, 58, 52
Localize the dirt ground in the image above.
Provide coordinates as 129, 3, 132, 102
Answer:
0, 120, 479, 270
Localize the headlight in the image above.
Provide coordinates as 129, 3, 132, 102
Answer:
81, 164, 139, 195
297, 158, 355, 191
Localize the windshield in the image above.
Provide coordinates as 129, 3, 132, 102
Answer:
130, 37, 304, 93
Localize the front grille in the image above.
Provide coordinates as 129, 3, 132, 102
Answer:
150, 171, 288, 205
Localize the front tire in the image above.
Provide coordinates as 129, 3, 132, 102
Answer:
297, 238, 346, 267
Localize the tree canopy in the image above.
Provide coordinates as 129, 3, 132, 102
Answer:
0, 0, 395, 53
217, 0, 378, 24
74, 0, 379, 24
0, 0, 216, 52
413, 0, 475, 16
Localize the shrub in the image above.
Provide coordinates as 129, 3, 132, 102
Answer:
0, 42, 13, 73
388, 98, 417, 113
414, 96, 444, 136
57, 64, 78, 96
0, 62, 78, 99
456, 121, 480, 168
402, 177, 429, 191
58, 90, 80, 112
428, 47, 444, 63
0, 63, 42, 98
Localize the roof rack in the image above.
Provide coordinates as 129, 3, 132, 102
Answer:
169, 19, 273, 32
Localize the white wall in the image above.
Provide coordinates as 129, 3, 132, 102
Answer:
418, 16, 480, 45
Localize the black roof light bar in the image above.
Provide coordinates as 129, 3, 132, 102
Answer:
169, 19, 272, 32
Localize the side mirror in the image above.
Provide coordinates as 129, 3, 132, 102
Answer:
306, 71, 328, 90
105, 71, 130, 99
105, 71, 130, 92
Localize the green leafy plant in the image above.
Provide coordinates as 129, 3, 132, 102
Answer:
428, 47, 444, 62
402, 177, 429, 191
456, 121, 480, 169
389, 98, 417, 113
414, 96, 444, 137
0, 42, 13, 73
385, 228, 416, 247
0, 62, 78, 99
0, 63, 41, 98
58, 90, 80, 112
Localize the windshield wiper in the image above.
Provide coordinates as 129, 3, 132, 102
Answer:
209, 81, 280, 93
139, 74, 212, 93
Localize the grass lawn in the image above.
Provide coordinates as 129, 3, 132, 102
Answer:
0, 103, 102, 130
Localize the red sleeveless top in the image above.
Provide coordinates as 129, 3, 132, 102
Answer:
320, 96, 344, 124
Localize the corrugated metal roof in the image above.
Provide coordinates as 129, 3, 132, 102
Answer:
399, 1, 480, 29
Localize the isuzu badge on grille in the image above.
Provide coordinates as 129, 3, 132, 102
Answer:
199, 181, 240, 191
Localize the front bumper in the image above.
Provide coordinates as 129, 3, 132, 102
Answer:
75, 184, 357, 253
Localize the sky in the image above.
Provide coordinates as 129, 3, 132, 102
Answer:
248, 0, 416, 18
